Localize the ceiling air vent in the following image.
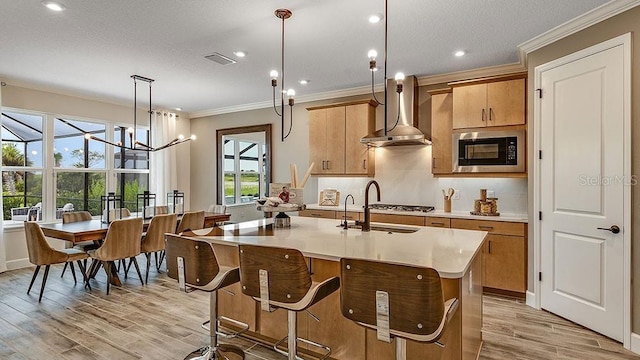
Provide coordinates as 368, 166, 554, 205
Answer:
205, 52, 237, 65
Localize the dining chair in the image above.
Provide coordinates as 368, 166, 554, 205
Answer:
207, 204, 227, 214
154, 205, 168, 215
60, 211, 96, 279
88, 217, 144, 294
24, 221, 91, 302
339, 258, 459, 360
138, 213, 177, 283
176, 210, 205, 233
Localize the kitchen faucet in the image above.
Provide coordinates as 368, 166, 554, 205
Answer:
343, 194, 355, 229
362, 180, 381, 232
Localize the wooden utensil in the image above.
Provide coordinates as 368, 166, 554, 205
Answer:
299, 162, 315, 188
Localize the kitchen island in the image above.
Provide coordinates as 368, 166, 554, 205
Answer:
185, 217, 486, 360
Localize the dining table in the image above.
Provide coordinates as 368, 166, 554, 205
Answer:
39, 212, 231, 287
40, 212, 231, 244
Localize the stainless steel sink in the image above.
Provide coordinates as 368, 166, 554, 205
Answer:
338, 224, 419, 234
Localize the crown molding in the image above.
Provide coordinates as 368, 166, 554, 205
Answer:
519, 0, 640, 54
189, 84, 382, 119
190, 62, 532, 119
416, 62, 526, 86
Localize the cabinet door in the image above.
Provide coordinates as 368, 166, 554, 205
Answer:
452, 83, 487, 129
487, 78, 525, 127
345, 104, 374, 175
324, 107, 346, 174
309, 109, 327, 174
484, 234, 526, 292
431, 92, 453, 174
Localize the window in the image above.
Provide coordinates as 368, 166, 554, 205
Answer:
222, 134, 266, 205
2, 111, 44, 222
54, 117, 107, 216
2, 108, 154, 224
113, 126, 149, 213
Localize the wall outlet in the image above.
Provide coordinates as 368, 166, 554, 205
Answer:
487, 190, 495, 198
452, 189, 460, 200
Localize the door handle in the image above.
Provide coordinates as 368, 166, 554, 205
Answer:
597, 225, 620, 234
481, 109, 485, 122
489, 107, 493, 121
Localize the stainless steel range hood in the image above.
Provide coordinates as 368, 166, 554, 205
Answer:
360, 75, 430, 147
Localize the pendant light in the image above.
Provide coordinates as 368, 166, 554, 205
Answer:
270, 9, 296, 142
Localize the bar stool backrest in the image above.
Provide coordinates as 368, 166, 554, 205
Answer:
340, 258, 445, 338
165, 234, 220, 288
238, 244, 311, 304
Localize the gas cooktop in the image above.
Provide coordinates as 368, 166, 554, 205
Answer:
368, 204, 435, 213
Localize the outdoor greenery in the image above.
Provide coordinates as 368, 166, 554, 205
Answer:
2, 142, 147, 220
224, 171, 260, 197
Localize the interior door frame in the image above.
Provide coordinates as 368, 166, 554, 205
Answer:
533, 32, 631, 347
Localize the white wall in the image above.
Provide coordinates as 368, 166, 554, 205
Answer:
318, 145, 527, 214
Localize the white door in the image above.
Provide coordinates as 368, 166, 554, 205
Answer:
539, 41, 626, 341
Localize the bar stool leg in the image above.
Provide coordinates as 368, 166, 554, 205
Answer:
287, 310, 297, 360
396, 338, 407, 360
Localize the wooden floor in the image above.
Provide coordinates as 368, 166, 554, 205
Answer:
0, 259, 638, 360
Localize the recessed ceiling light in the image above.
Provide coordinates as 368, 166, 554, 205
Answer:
175, 107, 182, 111
233, 51, 247, 58
42, 1, 65, 11
368, 13, 383, 23
299, 80, 309, 85
454, 50, 466, 57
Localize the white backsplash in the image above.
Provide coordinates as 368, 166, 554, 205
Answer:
317, 145, 527, 215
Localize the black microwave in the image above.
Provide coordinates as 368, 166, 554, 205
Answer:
452, 130, 525, 173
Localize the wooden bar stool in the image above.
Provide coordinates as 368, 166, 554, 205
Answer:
238, 244, 340, 360
165, 234, 248, 360
339, 258, 459, 360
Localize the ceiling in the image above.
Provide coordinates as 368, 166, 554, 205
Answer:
0, 0, 610, 116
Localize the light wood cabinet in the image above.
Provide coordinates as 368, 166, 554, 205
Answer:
450, 75, 525, 130
483, 234, 526, 293
298, 209, 336, 219
426, 217, 451, 228
429, 88, 453, 174
450, 218, 527, 295
308, 100, 377, 176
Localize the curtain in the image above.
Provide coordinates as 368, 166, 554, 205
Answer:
0, 82, 6, 273
149, 111, 178, 205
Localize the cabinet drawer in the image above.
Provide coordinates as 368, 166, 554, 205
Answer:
451, 218, 524, 236
298, 210, 336, 219
370, 213, 425, 226
426, 217, 451, 228
336, 211, 361, 222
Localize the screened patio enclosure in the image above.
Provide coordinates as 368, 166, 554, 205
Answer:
1, 111, 149, 221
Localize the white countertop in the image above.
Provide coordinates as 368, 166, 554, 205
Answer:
304, 204, 528, 223
189, 217, 487, 279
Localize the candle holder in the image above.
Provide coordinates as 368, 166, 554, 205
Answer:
137, 191, 156, 219
101, 192, 122, 223
167, 190, 185, 215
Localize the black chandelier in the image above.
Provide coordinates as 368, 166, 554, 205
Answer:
85, 75, 195, 152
